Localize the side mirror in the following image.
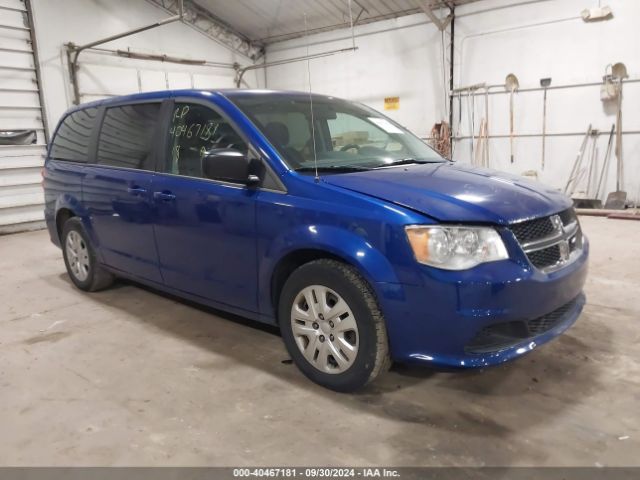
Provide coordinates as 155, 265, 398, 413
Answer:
202, 149, 259, 186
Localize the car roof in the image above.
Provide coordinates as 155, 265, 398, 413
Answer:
67, 89, 342, 114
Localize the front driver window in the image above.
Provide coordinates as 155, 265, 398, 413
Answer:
163, 103, 248, 178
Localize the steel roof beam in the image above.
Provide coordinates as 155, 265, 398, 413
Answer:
146, 0, 263, 60
416, 0, 453, 31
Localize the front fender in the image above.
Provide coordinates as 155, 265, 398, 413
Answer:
258, 224, 401, 318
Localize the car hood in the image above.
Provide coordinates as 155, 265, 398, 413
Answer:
321, 162, 572, 225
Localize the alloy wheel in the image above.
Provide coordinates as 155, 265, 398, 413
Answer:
66, 230, 90, 282
290, 285, 359, 374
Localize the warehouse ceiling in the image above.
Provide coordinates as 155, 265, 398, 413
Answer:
193, 0, 480, 45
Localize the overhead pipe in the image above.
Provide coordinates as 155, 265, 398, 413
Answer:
235, 47, 357, 88
259, 0, 456, 45
114, 49, 234, 68
0, 65, 36, 72
0, 5, 26, 13
67, 0, 184, 104
0, 23, 29, 32
0, 87, 39, 93
450, 78, 640, 98
452, 130, 640, 140
0, 46, 33, 54
267, 0, 555, 54
72, 47, 239, 101
0, 105, 42, 110
115, 49, 207, 65
77, 45, 237, 69
455, 14, 582, 92
237, 1, 361, 88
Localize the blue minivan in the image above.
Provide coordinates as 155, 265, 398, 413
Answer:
44, 89, 588, 391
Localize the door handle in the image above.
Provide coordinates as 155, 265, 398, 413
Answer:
153, 191, 176, 202
127, 186, 147, 196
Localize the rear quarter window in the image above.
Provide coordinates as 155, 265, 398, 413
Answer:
49, 107, 99, 162
96, 103, 161, 170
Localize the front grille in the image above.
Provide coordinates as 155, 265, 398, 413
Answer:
509, 208, 581, 271
510, 216, 555, 243
559, 208, 577, 225
527, 244, 561, 269
465, 297, 580, 354
527, 299, 577, 335
569, 229, 582, 253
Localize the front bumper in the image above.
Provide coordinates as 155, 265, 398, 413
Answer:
378, 237, 589, 368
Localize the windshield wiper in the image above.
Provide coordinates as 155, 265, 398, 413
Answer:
294, 165, 371, 173
375, 157, 441, 168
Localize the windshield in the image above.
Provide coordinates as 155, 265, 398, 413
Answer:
230, 94, 446, 173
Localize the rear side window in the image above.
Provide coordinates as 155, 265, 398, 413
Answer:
97, 103, 161, 170
50, 107, 99, 162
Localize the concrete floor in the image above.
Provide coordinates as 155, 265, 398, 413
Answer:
0, 216, 639, 466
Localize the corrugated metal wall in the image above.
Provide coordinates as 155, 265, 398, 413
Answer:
0, 0, 47, 234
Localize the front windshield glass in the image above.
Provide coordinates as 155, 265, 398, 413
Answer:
230, 94, 446, 172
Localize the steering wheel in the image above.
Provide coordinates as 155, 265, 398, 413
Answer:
340, 144, 361, 152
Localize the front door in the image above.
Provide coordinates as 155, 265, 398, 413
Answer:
83, 102, 164, 283
152, 101, 258, 311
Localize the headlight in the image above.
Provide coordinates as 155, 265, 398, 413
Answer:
405, 225, 508, 270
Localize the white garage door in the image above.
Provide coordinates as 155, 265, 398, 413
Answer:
0, 0, 47, 234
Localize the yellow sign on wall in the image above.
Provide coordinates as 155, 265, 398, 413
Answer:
384, 96, 400, 110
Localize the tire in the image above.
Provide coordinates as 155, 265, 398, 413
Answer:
61, 217, 114, 292
279, 259, 390, 392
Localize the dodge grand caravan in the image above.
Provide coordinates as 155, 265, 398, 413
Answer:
44, 89, 588, 392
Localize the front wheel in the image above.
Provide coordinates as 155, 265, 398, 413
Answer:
279, 259, 390, 392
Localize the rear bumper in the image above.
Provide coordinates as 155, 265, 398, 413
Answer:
378, 237, 589, 368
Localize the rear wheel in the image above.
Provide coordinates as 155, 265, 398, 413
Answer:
279, 259, 390, 392
62, 217, 114, 292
